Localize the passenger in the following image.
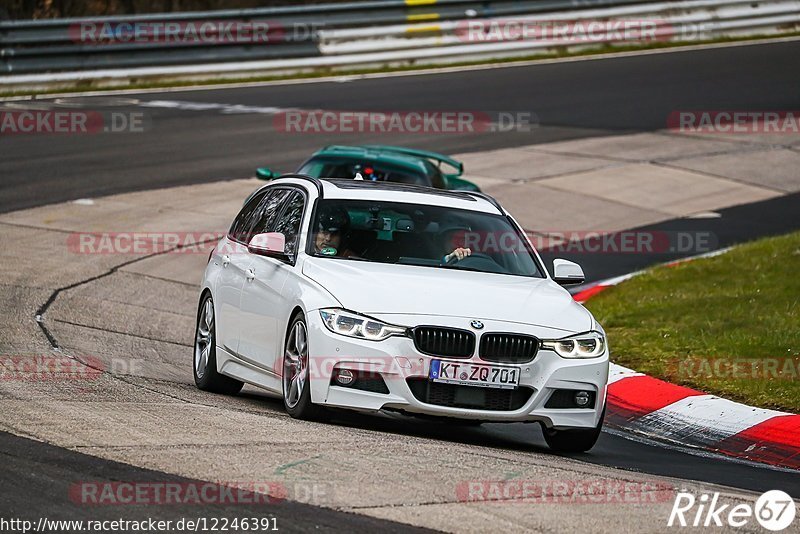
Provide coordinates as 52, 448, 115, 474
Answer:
313, 206, 360, 258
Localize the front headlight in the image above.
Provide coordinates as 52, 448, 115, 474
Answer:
319, 308, 407, 341
541, 331, 606, 358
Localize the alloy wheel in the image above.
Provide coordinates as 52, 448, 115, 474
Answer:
194, 298, 214, 379
283, 320, 309, 409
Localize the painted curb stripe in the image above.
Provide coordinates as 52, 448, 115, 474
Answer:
718, 415, 800, 469
627, 395, 785, 447
606, 374, 799, 469
607, 375, 702, 419
607, 363, 643, 384
579, 248, 799, 469
572, 284, 610, 303
571, 272, 638, 303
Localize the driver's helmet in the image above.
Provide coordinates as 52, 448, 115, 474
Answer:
316, 205, 350, 233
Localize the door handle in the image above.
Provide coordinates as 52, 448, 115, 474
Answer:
221, 254, 231, 267
246, 268, 255, 281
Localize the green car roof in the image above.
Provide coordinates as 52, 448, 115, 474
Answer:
256, 145, 479, 191
311, 145, 428, 174
313, 145, 465, 176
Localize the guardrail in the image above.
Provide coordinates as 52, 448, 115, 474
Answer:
1, 0, 798, 89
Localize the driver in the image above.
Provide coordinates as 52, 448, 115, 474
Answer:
313, 205, 360, 258
444, 246, 472, 264
439, 224, 473, 264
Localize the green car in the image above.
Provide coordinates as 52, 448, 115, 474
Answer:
256, 145, 480, 192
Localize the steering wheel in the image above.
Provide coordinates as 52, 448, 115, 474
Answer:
446, 252, 508, 273
446, 251, 493, 265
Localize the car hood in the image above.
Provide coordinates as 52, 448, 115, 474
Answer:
302, 258, 592, 333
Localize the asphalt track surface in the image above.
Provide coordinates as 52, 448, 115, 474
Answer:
0, 432, 430, 533
1, 39, 799, 213
1, 40, 800, 529
537, 191, 800, 283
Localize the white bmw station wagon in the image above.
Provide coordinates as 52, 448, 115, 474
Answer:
195, 175, 609, 452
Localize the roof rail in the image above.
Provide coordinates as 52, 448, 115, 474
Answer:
461, 190, 504, 213
324, 178, 478, 202
274, 173, 324, 197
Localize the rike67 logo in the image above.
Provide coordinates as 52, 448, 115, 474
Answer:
668, 490, 796, 531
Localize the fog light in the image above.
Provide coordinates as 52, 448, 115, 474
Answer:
335, 369, 355, 386
574, 391, 591, 407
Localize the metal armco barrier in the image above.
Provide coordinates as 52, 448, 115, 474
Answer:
1, 0, 798, 87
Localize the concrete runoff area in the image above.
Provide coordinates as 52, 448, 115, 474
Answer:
459, 131, 795, 232
0, 130, 798, 532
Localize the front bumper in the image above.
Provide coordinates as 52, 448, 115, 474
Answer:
306, 312, 608, 429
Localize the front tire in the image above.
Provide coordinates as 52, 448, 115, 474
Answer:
194, 294, 243, 395
542, 407, 605, 453
282, 313, 327, 421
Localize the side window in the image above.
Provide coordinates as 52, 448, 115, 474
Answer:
229, 190, 267, 243
272, 191, 305, 255
250, 189, 291, 237
383, 169, 427, 186
296, 158, 325, 178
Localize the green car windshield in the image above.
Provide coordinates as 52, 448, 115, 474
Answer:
298, 156, 430, 187
307, 199, 544, 278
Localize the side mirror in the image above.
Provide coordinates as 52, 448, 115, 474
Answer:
553, 258, 585, 285
256, 167, 276, 180
248, 232, 287, 257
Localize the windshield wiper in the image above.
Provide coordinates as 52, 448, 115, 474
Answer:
437, 264, 487, 274
312, 254, 370, 261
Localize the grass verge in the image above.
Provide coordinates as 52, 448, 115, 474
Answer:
585, 231, 800, 413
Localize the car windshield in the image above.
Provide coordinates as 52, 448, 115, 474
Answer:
298, 157, 428, 186
308, 199, 544, 278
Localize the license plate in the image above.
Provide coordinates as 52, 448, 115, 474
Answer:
429, 360, 520, 389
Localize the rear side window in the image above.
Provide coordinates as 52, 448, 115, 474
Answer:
272, 191, 305, 255
229, 190, 267, 243
250, 189, 291, 237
